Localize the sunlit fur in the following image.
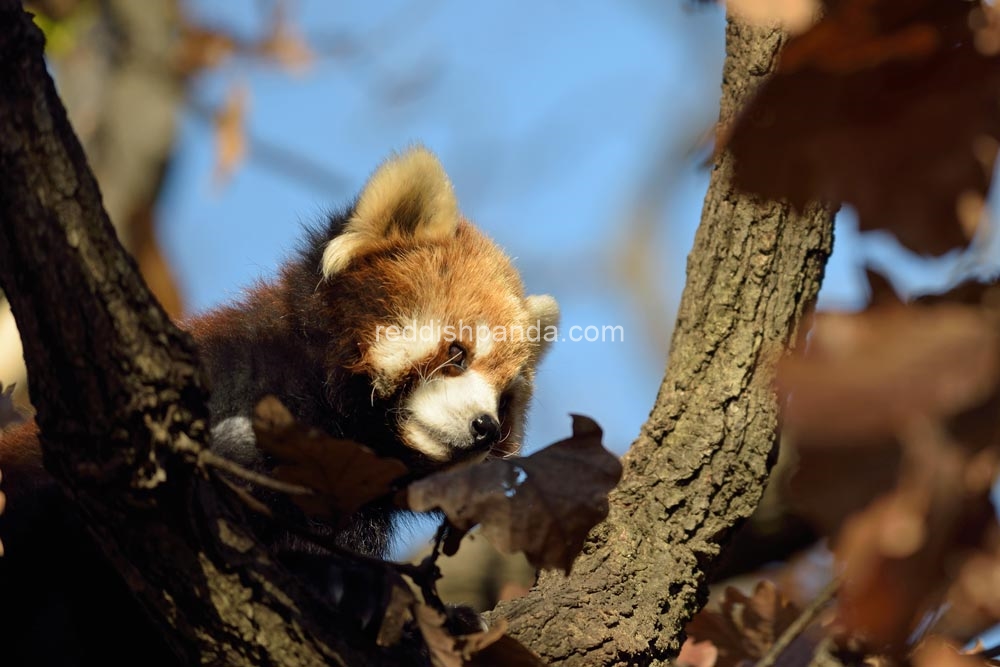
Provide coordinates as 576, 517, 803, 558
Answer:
0, 147, 558, 663
1, 147, 559, 559
184, 147, 559, 556
321, 147, 459, 277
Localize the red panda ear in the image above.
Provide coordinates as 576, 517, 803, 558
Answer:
321, 147, 459, 278
525, 294, 560, 362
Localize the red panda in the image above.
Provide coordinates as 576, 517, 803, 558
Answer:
0, 147, 558, 662
192, 146, 558, 557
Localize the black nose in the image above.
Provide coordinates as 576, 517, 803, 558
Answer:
470, 414, 501, 448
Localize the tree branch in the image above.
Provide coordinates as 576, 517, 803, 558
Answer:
0, 5, 411, 664
491, 18, 835, 666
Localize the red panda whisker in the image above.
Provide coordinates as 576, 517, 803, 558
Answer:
0, 147, 560, 660
426, 352, 462, 379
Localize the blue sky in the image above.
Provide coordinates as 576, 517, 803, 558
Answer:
158, 2, 1000, 551
161, 0, 726, 457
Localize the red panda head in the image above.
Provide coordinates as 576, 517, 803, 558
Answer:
318, 147, 559, 464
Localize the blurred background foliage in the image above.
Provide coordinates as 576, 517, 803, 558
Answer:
11, 0, 1000, 618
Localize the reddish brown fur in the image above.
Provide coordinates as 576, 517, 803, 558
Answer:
0, 148, 557, 665
315, 220, 544, 454
0, 221, 548, 483
349, 221, 537, 379
0, 421, 45, 497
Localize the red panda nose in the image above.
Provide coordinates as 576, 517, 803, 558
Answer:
470, 414, 501, 448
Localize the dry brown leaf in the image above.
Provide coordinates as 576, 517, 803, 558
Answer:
779, 304, 1000, 444
863, 267, 904, 308
677, 638, 720, 667
938, 525, 1000, 639
780, 280, 1000, 652
375, 582, 416, 648
251, 396, 408, 524
834, 427, 996, 649
258, 5, 313, 73
454, 619, 508, 663
686, 581, 810, 667
407, 415, 621, 574
213, 85, 248, 188
912, 636, 994, 666
413, 604, 514, 667
723, 0, 1000, 255
174, 6, 312, 77
788, 441, 902, 538
784, 280, 1000, 536
173, 24, 237, 75
414, 604, 463, 667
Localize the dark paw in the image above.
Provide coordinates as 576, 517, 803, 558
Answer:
444, 603, 486, 634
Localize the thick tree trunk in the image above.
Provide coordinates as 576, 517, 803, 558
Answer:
493, 19, 836, 666
0, 2, 836, 664
0, 0, 185, 404
0, 5, 406, 665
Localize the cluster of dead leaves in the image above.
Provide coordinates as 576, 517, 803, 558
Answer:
722, 0, 1000, 256
406, 415, 621, 575
685, 275, 1000, 665
248, 400, 621, 666
685, 0, 1000, 665
683, 582, 815, 667
773, 275, 1000, 660
173, 1, 313, 77
171, 1, 315, 186
378, 592, 547, 667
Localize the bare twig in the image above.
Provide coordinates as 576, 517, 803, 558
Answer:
208, 460, 447, 602
754, 577, 840, 667
214, 470, 277, 517
199, 448, 313, 496
405, 521, 450, 611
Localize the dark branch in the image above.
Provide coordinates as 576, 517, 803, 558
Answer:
0, 4, 419, 664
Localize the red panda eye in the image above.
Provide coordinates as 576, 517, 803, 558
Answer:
448, 343, 467, 369
499, 391, 512, 414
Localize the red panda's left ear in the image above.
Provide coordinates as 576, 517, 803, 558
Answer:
322, 146, 459, 278
526, 294, 559, 362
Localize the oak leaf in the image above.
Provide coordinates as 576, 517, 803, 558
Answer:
213, 85, 248, 187
407, 415, 621, 574
413, 604, 541, 667
251, 396, 408, 524
686, 581, 810, 667
724, 0, 1000, 255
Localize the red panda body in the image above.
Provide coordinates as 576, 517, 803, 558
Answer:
0, 147, 558, 663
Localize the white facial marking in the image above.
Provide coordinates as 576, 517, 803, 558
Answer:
401, 425, 451, 462
474, 321, 493, 359
401, 370, 498, 459
368, 317, 442, 396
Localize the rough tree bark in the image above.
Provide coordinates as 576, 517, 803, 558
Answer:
0, 0, 185, 401
492, 18, 836, 666
0, 2, 835, 665
0, 5, 409, 665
